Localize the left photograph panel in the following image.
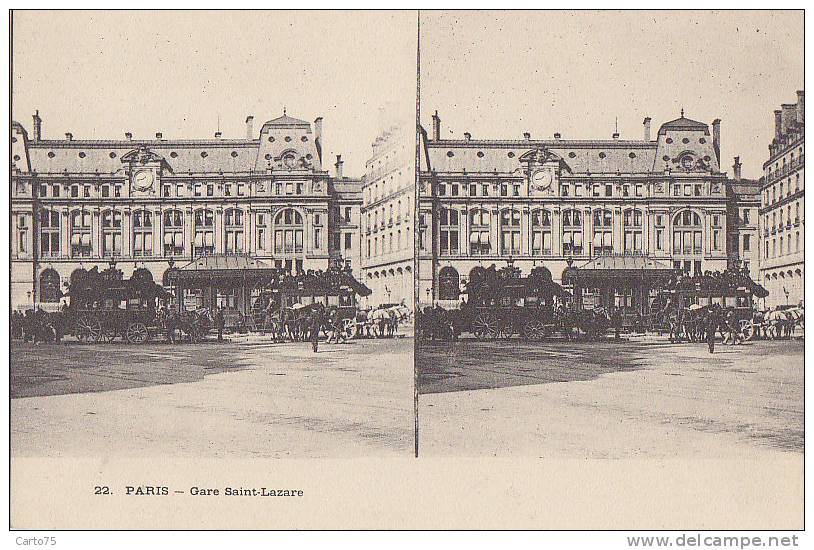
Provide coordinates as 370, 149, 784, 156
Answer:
10, 10, 417, 464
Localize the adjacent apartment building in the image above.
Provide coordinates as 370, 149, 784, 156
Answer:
360, 116, 415, 307
759, 91, 805, 307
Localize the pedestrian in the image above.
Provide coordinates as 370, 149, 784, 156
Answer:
612, 308, 622, 340
309, 309, 322, 353
706, 309, 718, 354
215, 306, 225, 342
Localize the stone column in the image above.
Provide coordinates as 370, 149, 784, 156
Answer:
122, 208, 132, 258
91, 208, 101, 258
184, 206, 193, 257
215, 207, 224, 254
154, 208, 163, 258
61, 207, 70, 258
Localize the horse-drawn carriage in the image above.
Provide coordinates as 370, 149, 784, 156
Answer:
422, 264, 573, 341
249, 267, 373, 342
650, 269, 770, 343
62, 264, 173, 344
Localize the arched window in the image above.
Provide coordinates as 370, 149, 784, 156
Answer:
163, 210, 184, 256
193, 209, 215, 256
224, 208, 245, 254
672, 210, 702, 255
40, 210, 60, 258
592, 209, 613, 255
500, 209, 521, 255
132, 210, 153, 257
469, 209, 491, 255
70, 210, 92, 257
562, 209, 583, 256
39, 269, 61, 303
439, 208, 459, 255
438, 266, 460, 300
531, 209, 552, 256
274, 208, 304, 255
623, 209, 643, 253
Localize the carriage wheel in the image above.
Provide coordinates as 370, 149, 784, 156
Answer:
523, 320, 547, 341
740, 320, 755, 342
76, 315, 102, 343
126, 322, 149, 344
343, 319, 358, 339
472, 312, 499, 340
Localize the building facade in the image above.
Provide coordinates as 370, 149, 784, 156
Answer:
11, 111, 362, 308
419, 110, 755, 309
727, 156, 762, 284
360, 118, 415, 307
759, 91, 805, 307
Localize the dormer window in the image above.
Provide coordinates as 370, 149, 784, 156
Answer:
283, 153, 297, 168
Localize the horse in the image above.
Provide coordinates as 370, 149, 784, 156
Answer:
281, 303, 325, 342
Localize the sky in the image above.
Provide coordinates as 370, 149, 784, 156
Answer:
420, 10, 804, 179
11, 10, 417, 177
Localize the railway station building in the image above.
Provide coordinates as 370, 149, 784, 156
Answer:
11, 111, 362, 309
759, 91, 805, 307
418, 110, 758, 313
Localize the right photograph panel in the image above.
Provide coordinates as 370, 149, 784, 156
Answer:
417, 11, 804, 458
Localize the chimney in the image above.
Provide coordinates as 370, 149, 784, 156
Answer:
463, 132, 471, 141
334, 154, 343, 178
774, 110, 783, 140
712, 118, 721, 164
156, 132, 163, 140
431, 110, 441, 141
796, 90, 805, 124
32, 110, 41, 141
245, 116, 254, 139
314, 117, 323, 163
733, 156, 742, 181
214, 131, 222, 139
612, 132, 620, 140
553, 132, 561, 140
523, 132, 531, 140
125, 132, 133, 140
643, 117, 652, 141
65, 132, 73, 141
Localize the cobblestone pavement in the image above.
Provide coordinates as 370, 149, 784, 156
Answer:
418, 336, 803, 458
12, 333, 414, 458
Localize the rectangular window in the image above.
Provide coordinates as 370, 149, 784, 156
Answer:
500, 184, 508, 197
84, 186, 91, 198
742, 209, 750, 224
513, 184, 520, 197
206, 184, 214, 197
743, 234, 751, 251
561, 184, 570, 197
694, 184, 702, 196
451, 184, 459, 196
635, 184, 643, 197
656, 229, 664, 250
482, 184, 489, 197
605, 184, 612, 197
344, 233, 352, 250
295, 182, 302, 194
469, 184, 477, 197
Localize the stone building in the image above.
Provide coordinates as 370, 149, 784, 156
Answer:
360, 116, 415, 307
418, 110, 756, 313
759, 91, 805, 307
10, 111, 362, 309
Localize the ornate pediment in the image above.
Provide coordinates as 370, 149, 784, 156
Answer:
518, 146, 563, 165
121, 146, 165, 165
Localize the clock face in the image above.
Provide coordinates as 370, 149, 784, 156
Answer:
531, 169, 553, 191
680, 155, 695, 171
133, 170, 155, 192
